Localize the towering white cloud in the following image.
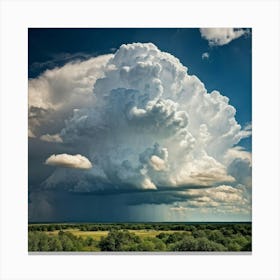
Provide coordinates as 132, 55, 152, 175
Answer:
200, 28, 248, 46
30, 43, 251, 196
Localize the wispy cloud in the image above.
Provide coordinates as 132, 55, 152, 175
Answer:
29, 52, 95, 74
40, 134, 63, 143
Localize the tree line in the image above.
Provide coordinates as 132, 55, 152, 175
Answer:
28, 223, 251, 252
28, 222, 251, 234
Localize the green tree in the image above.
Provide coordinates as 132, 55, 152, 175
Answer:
241, 241, 252, 251
192, 229, 207, 239
171, 236, 226, 251
28, 232, 39, 251
227, 241, 241, 251
48, 236, 63, 251
38, 233, 50, 251
137, 237, 166, 251
196, 237, 226, 251
137, 240, 155, 251
171, 236, 198, 251
99, 230, 141, 251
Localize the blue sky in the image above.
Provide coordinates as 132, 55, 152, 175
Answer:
28, 28, 252, 222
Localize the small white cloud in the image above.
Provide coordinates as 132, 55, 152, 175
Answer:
141, 178, 157, 190
40, 133, 63, 143
45, 154, 92, 169
200, 28, 248, 46
202, 52, 209, 60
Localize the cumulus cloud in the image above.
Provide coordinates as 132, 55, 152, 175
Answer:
30, 42, 251, 211
150, 155, 167, 171
200, 28, 249, 46
183, 185, 251, 214
202, 52, 209, 60
28, 54, 112, 138
45, 154, 92, 169
185, 185, 247, 205
225, 146, 252, 164
127, 184, 251, 217
223, 146, 252, 189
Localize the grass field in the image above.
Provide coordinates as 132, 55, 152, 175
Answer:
46, 228, 189, 240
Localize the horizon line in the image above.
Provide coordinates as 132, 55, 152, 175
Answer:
28, 221, 252, 224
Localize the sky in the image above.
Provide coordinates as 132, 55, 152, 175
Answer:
28, 28, 252, 222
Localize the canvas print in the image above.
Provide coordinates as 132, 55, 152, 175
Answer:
28, 28, 252, 252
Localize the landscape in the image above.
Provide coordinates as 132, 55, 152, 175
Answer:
28, 223, 251, 252
28, 28, 252, 252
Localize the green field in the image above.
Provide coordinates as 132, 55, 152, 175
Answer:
47, 229, 109, 240
29, 222, 251, 252
46, 228, 189, 240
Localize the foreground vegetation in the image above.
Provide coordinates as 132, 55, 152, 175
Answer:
28, 223, 251, 252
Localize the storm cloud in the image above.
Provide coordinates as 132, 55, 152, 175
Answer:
29, 42, 251, 218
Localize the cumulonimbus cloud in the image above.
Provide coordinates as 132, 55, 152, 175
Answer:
27, 42, 252, 198
28, 54, 113, 138
200, 28, 249, 46
45, 154, 92, 169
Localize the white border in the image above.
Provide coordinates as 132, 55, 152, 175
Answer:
1, 0, 279, 279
